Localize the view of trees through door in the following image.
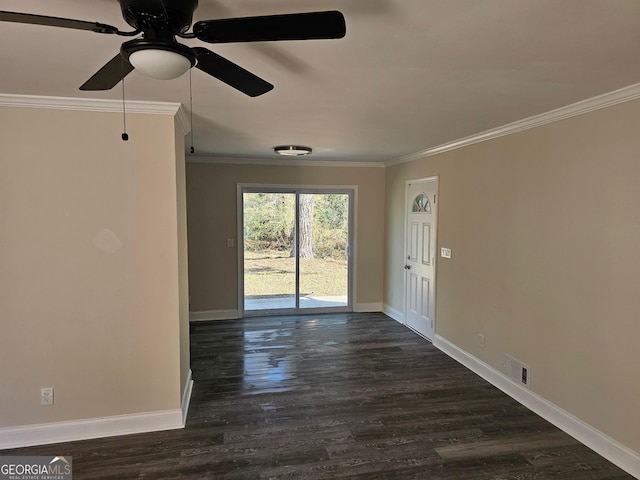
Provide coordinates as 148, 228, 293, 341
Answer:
242, 190, 351, 313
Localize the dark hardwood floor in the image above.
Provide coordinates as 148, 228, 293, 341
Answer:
4, 313, 634, 479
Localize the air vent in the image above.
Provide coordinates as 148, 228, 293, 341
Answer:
504, 354, 530, 388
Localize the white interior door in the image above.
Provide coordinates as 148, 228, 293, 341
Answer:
404, 178, 438, 340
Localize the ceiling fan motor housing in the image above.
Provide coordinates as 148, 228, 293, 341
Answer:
118, 0, 198, 34
118, 0, 198, 80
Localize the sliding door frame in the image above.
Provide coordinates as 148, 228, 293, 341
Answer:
237, 183, 356, 317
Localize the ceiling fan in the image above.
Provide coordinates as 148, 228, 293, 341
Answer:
0, 0, 346, 97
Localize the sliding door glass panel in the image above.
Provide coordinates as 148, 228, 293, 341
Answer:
298, 193, 349, 309
243, 192, 296, 311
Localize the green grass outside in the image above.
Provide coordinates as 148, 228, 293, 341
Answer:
244, 250, 347, 297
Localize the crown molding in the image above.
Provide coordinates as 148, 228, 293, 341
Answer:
0, 93, 190, 134
386, 82, 640, 167
187, 155, 385, 168
174, 105, 191, 135
0, 93, 184, 116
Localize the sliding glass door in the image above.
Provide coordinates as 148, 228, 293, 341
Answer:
242, 192, 297, 311
241, 187, 353, 315
297, 193, 350, 310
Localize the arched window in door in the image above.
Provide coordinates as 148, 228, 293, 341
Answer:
412, 193, 431, 213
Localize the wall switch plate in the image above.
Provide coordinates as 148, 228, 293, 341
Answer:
478, 333, 485, 348
441, 247, 452, 258
226, 238, 234, 248
41, 387, 54, 406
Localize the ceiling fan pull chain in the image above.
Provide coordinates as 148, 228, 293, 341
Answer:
121, 58, 129, 141
189, 68, 195, 154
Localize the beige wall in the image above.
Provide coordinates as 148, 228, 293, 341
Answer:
186, 162, 385, 312
385, 99, 640, 453
5, 91, 637, 460
174, 123, 191, 399
0, 106, 188, 427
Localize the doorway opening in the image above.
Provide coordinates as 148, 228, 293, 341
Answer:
239, 186, 354, 315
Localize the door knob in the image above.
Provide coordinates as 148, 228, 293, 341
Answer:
404, 265, 411, 270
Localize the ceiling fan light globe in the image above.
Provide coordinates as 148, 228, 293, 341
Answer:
129, 49, 192, 80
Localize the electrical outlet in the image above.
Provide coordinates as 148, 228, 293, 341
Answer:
41, 387, 54, 406
227, 238, 234, 248
478, 333, 485, 348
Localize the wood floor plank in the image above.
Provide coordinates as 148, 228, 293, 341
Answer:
3, 313, 634, 479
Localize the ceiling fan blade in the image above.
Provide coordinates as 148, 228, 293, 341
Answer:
193, 47, 273, 97
80, 54, 134, 91
0, 10, 122, 34
193, 10, 346, 44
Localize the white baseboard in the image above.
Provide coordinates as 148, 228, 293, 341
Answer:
433, 334, 640, 478
181, 369, 194, 426
189, 309, 239, 322
355, 302, 383, 312
0, 409, 184, 450
0, 371, 195, 450
383, 304, 404, 324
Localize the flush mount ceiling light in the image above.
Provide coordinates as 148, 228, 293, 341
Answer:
122, 39, 196, 80
274, 145, 313, 156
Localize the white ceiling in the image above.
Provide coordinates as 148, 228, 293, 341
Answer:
2, 0, 640, 163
